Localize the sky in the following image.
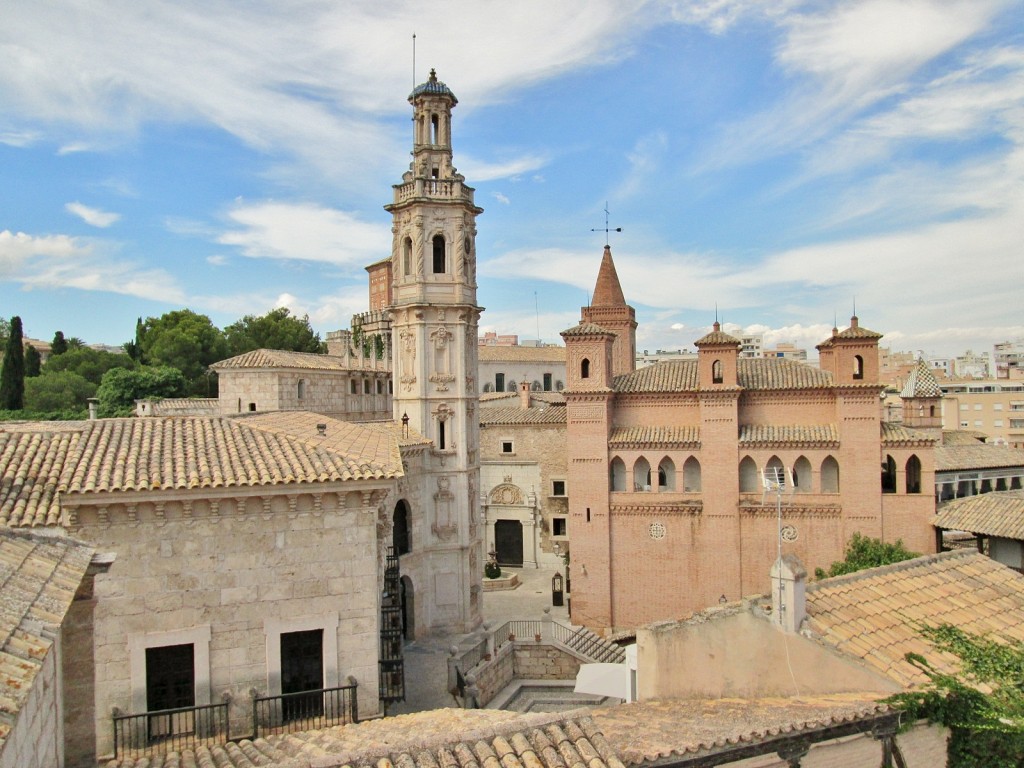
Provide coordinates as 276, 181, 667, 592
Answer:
1, 0, 1022, 360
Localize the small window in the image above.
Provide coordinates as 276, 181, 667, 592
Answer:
432, 234, 446, 273
350, 380, 357, 394
974, 404, 983, 410
363, 379, 371, 394
552, 479, 566, 496
501, 440, 514, 454
853, 355, 864, 380
297, 380, 306, 400
248, 402, 256, 412
581, 358, 591, 379
712, 359, 723, 384
552, 518, 567, 537
146, 644, 195, 714
402, 237, 412, 276
438, 420, 447, 450
543, 373, 552, 391
495, 373, 505, 392
376, 380, 383, 394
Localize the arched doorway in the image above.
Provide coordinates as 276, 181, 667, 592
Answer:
400, 575, 415, 641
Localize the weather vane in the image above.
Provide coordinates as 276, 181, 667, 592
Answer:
591, 201, 622, 246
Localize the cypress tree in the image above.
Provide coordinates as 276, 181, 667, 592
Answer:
24, 344, 41, 377
0, 316, 25, 410
51, 330, 69, 356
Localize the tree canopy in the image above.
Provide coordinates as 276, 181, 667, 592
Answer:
24, 370, 95, 413
24, 344, 41, 377
96, 366, 188, 415
224, 307, 325, 357
0, 316, 25, 410
43, 346, 134, 385
138, 310, 227, 393
50, 330, 69, 356
814, 533, 919, 579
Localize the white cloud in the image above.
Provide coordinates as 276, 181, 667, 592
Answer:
493, 192, 511, 205
0, 229, 184, 302
206, 254, 228, 266
65, 201, 120, 228
217, 201, 391, 267
0, 129, 38, 147
460, 153, 549, 182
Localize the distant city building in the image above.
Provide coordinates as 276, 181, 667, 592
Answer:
954, 349, 990, 379
940, 378, 1024, 448
479, 344, 566, 393
479, 331, 519, 346
738, 333, 762, 358
762, 342, 807, 361
635, 348, 696, 368
994, 339, 1024, 379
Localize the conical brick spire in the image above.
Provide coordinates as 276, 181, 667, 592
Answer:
591, 245, 627, 307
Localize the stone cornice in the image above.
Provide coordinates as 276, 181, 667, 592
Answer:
610, 502, 703, 516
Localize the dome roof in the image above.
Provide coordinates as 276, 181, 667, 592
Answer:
409, 69, 458, 104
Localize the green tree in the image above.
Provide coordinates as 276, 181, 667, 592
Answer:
887, 624, 1024, 767
814, 533, 918, 579
96, 366, 188, 414
43, 346, 134, 385
123, 317, 145, 363
51, 330, 69, 356
0, 316, 25, 410
138, 310, 227, 391
224, 307, 325, 357
0, 317, 9, 345
24, 370, 96, 412
24, 344, 42, 377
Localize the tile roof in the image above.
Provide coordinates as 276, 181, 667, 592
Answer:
833, 316, 883, 341
613, 358, 834, 394
935, 442, 1024, 472
880, 422, 936, 446
738, 424, 839, 447
480, 405, 567, 426
933, 490, 1024, 539
0, 414, 404, 527
806, 550, 1024, 688
478, 346, 567, 363
561, 322, 615, 339
693, 322, 740, 348
0, 529, 94, 752
941, 430, 988, 446
591, 246, 628, 307
591, 694, 893, 765
609, 426, 700, 448
900, 359, 943, 399
140, 398, 219, 415
107, 709, 626, 768
210, 349, 364, 372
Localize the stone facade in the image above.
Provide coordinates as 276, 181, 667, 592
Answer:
0, 644, 62, 768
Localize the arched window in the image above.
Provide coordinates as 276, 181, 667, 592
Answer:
393, 501, 411, 555
402, 237, 412, 276
633, 457, 652, 491
610, 457, 627, 492
350, 379, 357, 394
765, 455, 785, 487
376, 379, 383, 394
712, 359, 723, 384
881, 455, 897, 493
556, 380, 564, 391
658, 457, 675, 492
683, 456, 702, 492
581, 358, 590, 379
929, 405, 936, 418
853, 355, 864, 380
821, 456, 840, 493
793, 455, 812, 493
297, 379, 306, 400
906, 455, 922, 494
432, 234, 446, 273
430, 114, 439, 144
739, 456, 759, 493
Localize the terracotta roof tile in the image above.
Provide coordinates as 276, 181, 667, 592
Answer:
806, 550, 1024, 687
935, 442, 1024, 472
832, 316, 883, 341
108, 710, 625, 768
693, 322, 741, 348
738, 424, 839, 447
478, 347, 567, 364
0, 529, 93, 754
933, 490, 1024, 539
613, 358, 833, 394
880, 422, 936, 446
0, 415, 405, 526
480, 405, 567, 426
590, 695, 892, 764
211, 348, 371, 372
609, 426, 700, 448
561, 323, 615, 339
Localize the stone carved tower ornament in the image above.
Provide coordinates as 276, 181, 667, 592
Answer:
383, 69, 484, 632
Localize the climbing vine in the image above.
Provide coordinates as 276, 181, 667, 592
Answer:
886, 624, 1024, 767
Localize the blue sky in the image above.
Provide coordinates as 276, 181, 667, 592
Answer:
1, 0, 1022, 359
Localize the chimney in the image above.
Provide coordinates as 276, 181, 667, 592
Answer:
519, 380, 531, 409
316, 423, 327, 436
770, 554, 807, 633
87, 398, 99, 420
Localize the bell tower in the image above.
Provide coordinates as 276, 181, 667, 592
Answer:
385, 69, 484, 632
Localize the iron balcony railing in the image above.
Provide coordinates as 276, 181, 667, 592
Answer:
112, 701, 229, 760
252, 679, 359, 739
